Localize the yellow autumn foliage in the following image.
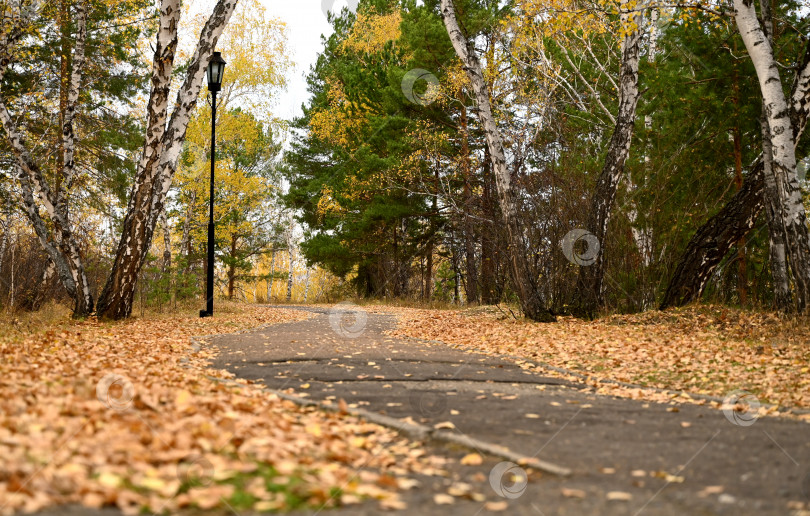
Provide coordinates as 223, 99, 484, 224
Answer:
341, 7, 403, 57
316, 185, 346, 222
309, 77, 375, 148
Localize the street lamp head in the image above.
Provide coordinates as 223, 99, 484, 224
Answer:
207, 51, 226, 92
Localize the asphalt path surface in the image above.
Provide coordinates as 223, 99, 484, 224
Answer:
206, 305, 810, 516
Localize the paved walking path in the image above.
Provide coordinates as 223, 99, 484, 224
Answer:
209, 305, 810, 515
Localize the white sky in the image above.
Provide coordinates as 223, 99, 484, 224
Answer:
260, 1, 355, 122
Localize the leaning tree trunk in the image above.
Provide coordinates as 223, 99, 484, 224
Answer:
662, 39, 810, 309
660, 162, 765, 308
734, 0, 810, 312
572, 5, 642, 319
440, 0, 554, 322
95, 0, 238, 319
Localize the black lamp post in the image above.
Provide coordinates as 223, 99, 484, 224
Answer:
200, 51, 226, 318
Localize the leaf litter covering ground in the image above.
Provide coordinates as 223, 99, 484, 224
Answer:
0, 305, 448, 515
386, 305, 810, 418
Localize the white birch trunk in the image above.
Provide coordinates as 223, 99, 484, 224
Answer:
267, 250, 275, 301
9, 233, 14, 310
96, 0, 238, 319
664, 40, 810, 309
440, 0, 554, 321
0, 214, 7, 284
0, 2, 93, 315
161, 210, 172, 272
630, 7, 658, 266
735, 0, 810, 311
287, 248, 294, 302
761, 106, 793, 308
574, 3, 643, 317
791, 41, 810, 144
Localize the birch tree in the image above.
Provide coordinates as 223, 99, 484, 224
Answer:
573, 2, 643, 318
96, 0, 239, 319
0, 0, 94, 315
733, 0, 810, 311
0, 211, 8, 284
440, 0, 555, 322
662, 39, 810, 309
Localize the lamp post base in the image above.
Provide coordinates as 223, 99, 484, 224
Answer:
199, 309, 212, 318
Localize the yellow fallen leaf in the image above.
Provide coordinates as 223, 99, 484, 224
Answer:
380, 496, 407, 510
606, 491, 633, 501
175, 389, 192, 407
561, 487, 586, 498
434, 493, 455, 505
460, 453, 483, 465
698, 485, 724, 497
96, 472, 122, 488
138, 476, 167, 492
485, 500, 509, 511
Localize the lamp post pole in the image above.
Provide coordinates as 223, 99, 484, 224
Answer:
201, 52, 225, 318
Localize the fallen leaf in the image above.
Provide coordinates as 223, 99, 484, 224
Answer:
484, 500, 509, 511
460, 453, 483, 466
434, 493, 455, 505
